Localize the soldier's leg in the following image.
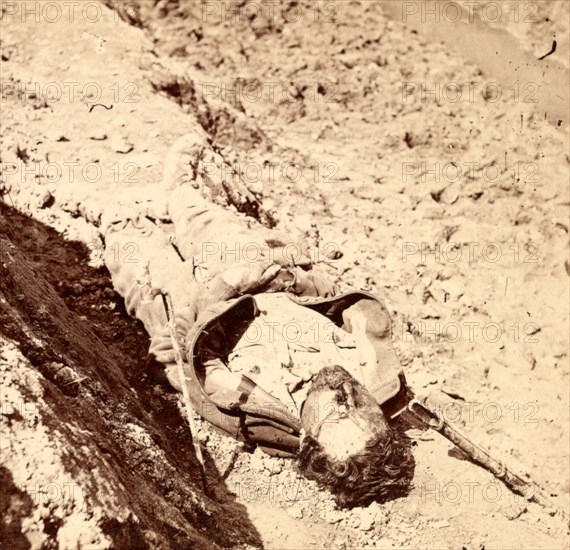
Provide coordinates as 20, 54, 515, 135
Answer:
163, 133, 311, 295
102, 211, 195, 339
163, 132, 273, 226
168, 185, 273, 282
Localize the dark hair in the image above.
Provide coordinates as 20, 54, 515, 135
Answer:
297, 427, 414, 508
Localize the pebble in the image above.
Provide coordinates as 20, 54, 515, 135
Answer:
38, 189, 53, 208
360, 517, 375, 531
266, 457, 283, 475
411, 371, 438, 389
358, 509, 376, 531
285, 505, 304, 520
324, 509, 344, 524
110, 136, 134, 153
440, 183, 460, 205
349, 515, 361, 529
501, 504, 527, 520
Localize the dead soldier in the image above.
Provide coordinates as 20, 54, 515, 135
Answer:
100, 134, 415, 508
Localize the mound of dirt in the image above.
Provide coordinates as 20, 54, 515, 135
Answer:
0, 204, 262, 549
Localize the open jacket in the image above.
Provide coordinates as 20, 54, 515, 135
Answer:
104, 214, 403, 457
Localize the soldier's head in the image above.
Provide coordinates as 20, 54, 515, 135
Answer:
298, 365, 413, 508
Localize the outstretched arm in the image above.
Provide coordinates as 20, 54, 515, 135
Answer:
342, 299, 402, 405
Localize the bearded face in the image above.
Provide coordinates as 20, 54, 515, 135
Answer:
301, 365, 391, 459
298, 365, 413, 508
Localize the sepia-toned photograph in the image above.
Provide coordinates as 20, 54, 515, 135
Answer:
1, 1, 568, 548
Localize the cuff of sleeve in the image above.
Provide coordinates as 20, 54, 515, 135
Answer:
205, 276, 239, 302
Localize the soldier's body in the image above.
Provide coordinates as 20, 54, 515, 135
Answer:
100, 134, 413, 507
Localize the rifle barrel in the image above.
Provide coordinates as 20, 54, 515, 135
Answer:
407, 399, 568, 522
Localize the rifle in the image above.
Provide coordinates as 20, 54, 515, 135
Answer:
160, 291, 209, 495
136, 263, 208, 494
402, 397, 568, 523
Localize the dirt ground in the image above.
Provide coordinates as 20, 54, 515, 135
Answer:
1, 1, 569, 549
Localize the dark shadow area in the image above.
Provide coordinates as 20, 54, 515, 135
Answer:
0, 202, 262, 549
0, 466, 34, 550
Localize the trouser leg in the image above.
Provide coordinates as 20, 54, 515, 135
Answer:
168, 186, 273, 282
103, 215, 194, 340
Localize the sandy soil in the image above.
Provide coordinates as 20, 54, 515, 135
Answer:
1, 1, 569, 549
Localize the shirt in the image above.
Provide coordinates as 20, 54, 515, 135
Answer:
227, 292, 365, 417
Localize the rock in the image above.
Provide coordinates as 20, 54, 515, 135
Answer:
440, 183, 460, 205
358, 508, 376, 531
110, 136, 134, 153
324, 509, 344, 524
410, 370, 438, 389
89, 132, 107, 141
248, 449, 267, 473
501, 504, 527, 520
38, 189, 54, 208
285, 505, 304, 520
360, 518, 375, 532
